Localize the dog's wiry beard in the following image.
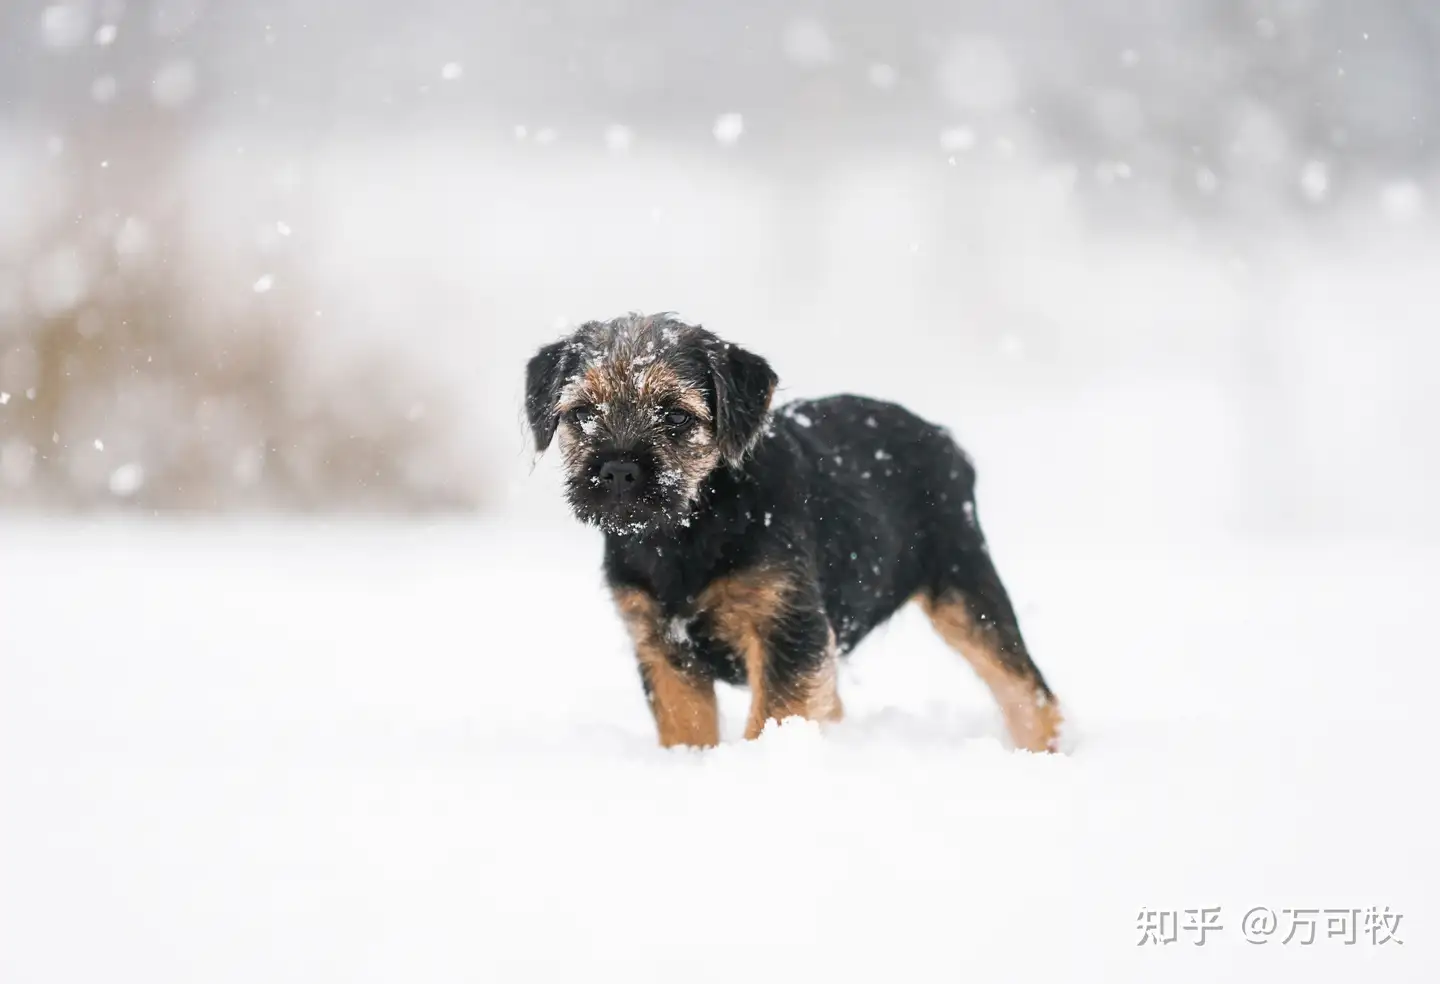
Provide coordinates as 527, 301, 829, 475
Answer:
557, 425, 720, 537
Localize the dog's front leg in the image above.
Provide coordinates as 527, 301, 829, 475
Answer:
612, 588, 718, 748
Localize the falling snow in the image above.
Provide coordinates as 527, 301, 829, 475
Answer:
40, 3, 91, 48
939, 127, 977, 153
1381, 181, 1424, 222
867, 63, 899, 89
712, 113, 744, 145
1300, 160, 1330, 201
780, 18, 836, 68
107, 462, 145, 496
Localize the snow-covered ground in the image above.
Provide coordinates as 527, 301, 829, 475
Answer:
1, 513, 1433, 982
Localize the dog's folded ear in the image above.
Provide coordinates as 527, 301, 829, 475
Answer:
525, 339, 574, 452
706, 341, 778, 467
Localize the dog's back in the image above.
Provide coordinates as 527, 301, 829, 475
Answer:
765, 394, 980, 651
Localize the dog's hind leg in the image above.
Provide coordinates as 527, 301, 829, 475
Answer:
699, 568, 843, 740
738, 615, 844, 740
917, 508, 1062, 752
742, 619, 844, 738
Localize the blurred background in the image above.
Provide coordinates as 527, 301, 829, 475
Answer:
2, 0, 1437, 539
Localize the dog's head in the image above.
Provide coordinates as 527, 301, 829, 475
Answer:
525, 313, 777, 534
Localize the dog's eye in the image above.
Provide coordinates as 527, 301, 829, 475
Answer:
568, 406, 596, 425
663, 409, 692, 429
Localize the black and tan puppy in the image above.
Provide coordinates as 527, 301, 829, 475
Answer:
526, 313, 1063, 752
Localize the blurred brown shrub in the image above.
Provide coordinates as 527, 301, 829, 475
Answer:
0, 196, 487, 515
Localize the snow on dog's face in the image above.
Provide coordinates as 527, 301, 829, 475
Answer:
525, 313, 776, 535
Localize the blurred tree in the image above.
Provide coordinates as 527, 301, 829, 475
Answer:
0, 1, 482, 512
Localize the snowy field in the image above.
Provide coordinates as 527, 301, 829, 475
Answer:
4, 128, 1439, 981
2, 513, 1434, 982
5, 3, 1440, 979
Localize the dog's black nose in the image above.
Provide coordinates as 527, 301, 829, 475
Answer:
598, 460, 644, 494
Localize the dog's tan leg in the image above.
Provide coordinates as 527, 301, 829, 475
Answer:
735, 625, 844, 739
613, 588, 718, 748
807, 626, 845, 724
699, 569, 842, 740
918, 591, 1062, 752
638, 651, 719, 748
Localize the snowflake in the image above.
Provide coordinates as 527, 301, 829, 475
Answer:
713, 113, 744, 146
